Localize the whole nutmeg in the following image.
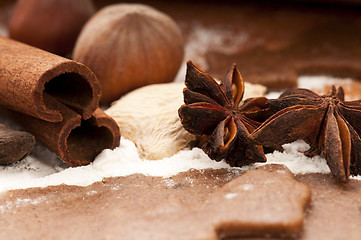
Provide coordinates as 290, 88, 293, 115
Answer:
73, 4, 184, 104
9, 0, 95, 56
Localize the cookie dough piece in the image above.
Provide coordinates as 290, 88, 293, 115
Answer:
0, 166, 317, 240
204, 164, 312, 239
127, 165, 311, 239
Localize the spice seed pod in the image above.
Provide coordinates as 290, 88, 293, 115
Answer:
0, 124, 35, 165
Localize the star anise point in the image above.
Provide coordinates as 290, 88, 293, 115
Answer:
179, 61, 268, 167
251, 85, 361, 183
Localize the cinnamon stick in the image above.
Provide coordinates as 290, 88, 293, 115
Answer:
0, 37, 120, 166
0, 36, 101, 122
1, 107, 119, 167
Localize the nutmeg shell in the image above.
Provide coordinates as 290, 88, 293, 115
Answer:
73, 4, 184, 104
0, 124, 35, 165
9, 0, 95, 56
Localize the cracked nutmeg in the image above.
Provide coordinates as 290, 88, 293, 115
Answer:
178, 61, 268, 167
251, 86, 361, 183
0, 124, 35, 165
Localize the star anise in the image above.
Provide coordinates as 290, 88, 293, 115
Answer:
178, 60, 268, 167
250, 86, 361, 182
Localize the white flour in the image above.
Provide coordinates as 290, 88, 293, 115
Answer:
0, 138, 230, 192
1, 136, 357, 193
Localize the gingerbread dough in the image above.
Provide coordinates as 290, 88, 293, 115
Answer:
0, 165, 311, 239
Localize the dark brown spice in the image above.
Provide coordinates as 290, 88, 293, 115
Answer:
0, 124, 35, 165
178, 61, 268, 167
251, 86, 361, 183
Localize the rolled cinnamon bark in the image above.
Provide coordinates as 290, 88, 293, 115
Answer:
0, 37, 120, 166
0, 36, 101, 122
1, 107, 120, 167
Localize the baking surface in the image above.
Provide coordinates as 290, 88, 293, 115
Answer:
0, 1, 361, 239
0, 169, 360, 240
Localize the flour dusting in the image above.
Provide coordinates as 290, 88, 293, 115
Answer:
1, 136, 357, 194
